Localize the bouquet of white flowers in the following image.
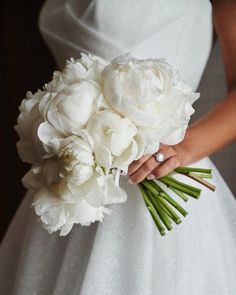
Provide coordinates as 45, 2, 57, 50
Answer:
15, 53, 215, 236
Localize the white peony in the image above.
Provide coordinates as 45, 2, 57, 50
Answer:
86, 110, 143, 172
37, 125, 96, 181
22, 157, 127, 236
39, 80, 102, 136
15, 90, 45, 164
102, 53, 200, 154
59, 136, 94, 186
45, 53, 108, 93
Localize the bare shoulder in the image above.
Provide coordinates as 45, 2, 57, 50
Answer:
211, 0, 236, 91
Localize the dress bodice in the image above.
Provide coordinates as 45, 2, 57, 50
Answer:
39, 0, 213, 90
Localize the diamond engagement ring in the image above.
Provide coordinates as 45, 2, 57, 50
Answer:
155, 152, 165, 163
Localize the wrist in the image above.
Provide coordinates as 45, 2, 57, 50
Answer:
174, 135, 194, 167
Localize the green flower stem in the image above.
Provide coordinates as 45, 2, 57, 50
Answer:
147, 190, 173, 231
142, 180, 188, 217
138, 184, 166, 236
169, 187, 188, 202
137, 164, 216, 236
175, 167, 212, 174
164, 175, 201, 193
159, 191, 188, 217
158, 176, 201, 199
156, 196, 182, 225
154, 197, 173, 220
178, 172, 216, 192
142, 179, 162, 194
150, 194, 178, 225
194, 173, 212, 179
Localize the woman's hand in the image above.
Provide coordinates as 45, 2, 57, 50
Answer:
127, 143, 190, 184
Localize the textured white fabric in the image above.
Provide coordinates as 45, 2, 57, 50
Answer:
1, 1, 236, 294
39, 0, 213, 90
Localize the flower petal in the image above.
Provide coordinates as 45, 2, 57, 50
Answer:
37, 122, 65, 154
103, 174, 127, 205
94, 144, 112, 172
113, 139, 138, 172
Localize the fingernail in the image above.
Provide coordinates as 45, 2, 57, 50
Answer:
146, 174, 155, 180
128, 178, 134, 184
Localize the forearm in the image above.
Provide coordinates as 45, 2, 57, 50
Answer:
177, 88, 236, 165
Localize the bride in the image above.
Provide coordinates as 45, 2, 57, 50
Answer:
1, 0, 236, 294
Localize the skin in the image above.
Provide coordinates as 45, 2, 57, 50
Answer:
128, 0, 236, 184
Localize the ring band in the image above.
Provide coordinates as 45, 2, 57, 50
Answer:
155, 152, 165, 163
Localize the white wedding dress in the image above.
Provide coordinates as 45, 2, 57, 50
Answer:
1, 0, 236, 294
